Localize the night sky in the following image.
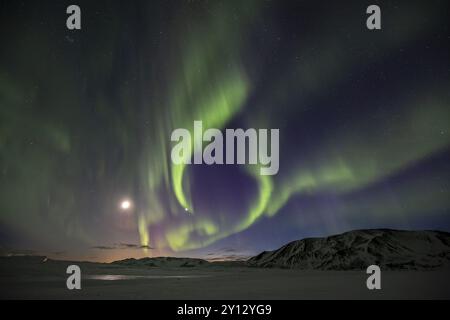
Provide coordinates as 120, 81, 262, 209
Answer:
0, 0, 449, 262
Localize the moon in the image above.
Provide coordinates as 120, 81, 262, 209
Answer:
120, 200, 132, 210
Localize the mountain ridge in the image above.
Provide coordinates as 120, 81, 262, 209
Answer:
112, 256, 210, 268
6, 229, 449, 271
247, 229, 450, 270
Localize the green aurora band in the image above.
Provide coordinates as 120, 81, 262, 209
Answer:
0, 1, 448, 257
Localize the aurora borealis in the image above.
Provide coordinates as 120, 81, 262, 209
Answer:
0, 0, 449, 262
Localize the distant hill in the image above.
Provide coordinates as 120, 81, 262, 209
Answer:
112, 257, 210, 268
3, 229, 450, 271
248, 229, 450, 270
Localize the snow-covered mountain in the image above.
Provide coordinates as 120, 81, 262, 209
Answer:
248, 229, 450, 270
112, 256, 210, 268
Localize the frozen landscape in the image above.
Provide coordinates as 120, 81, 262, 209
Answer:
1, 230, 450, 300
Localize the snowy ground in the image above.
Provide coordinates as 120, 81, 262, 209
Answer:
1, 257, 449, 299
